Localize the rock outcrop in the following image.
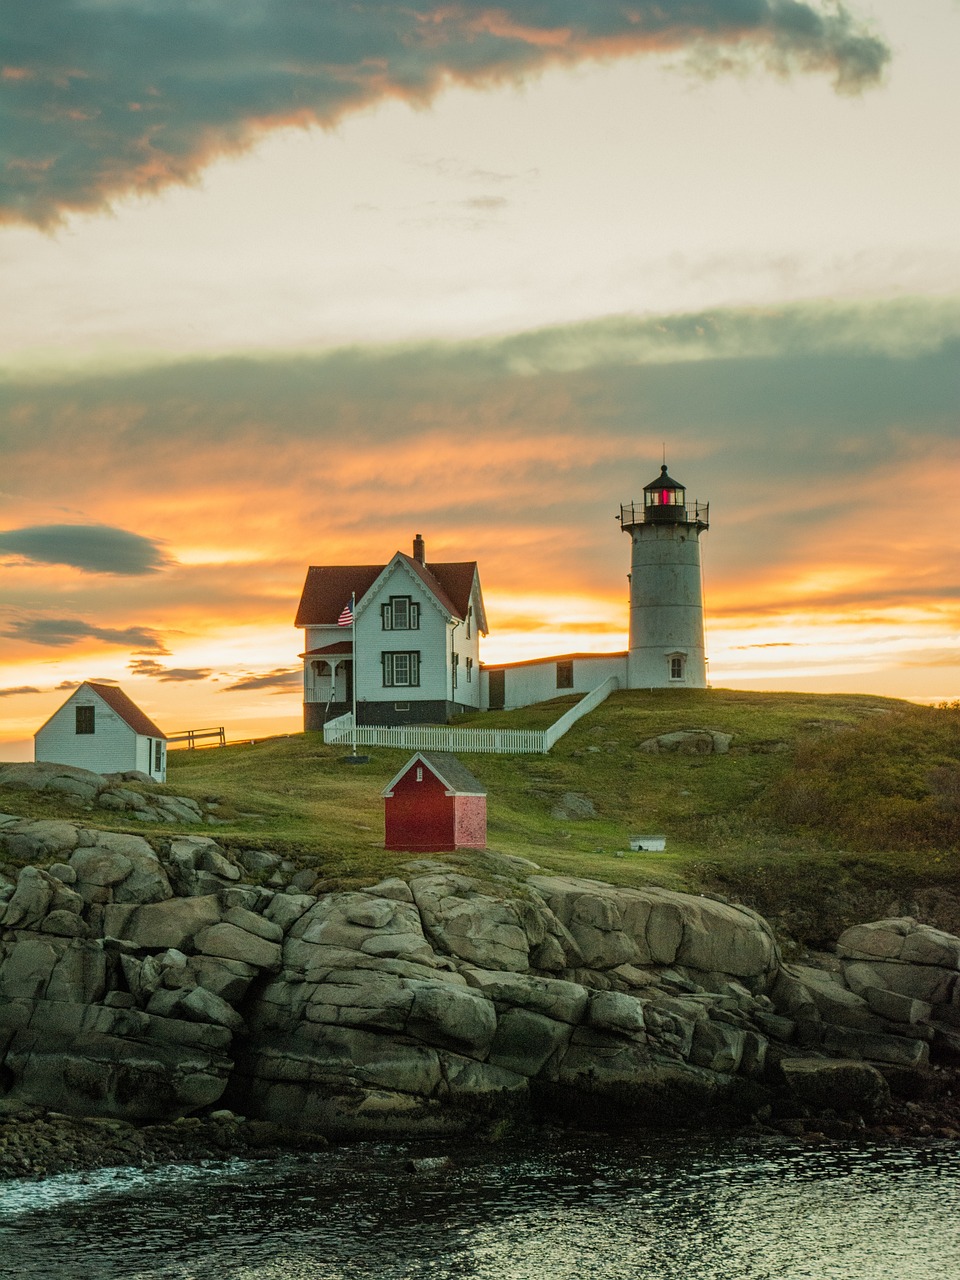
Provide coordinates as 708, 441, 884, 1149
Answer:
2, 802, 959, 1139
0, 762, 217, 825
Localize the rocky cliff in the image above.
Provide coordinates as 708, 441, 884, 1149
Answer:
2, 764, 960, 1147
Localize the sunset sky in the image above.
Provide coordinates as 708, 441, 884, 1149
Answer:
1, 1, 958, 760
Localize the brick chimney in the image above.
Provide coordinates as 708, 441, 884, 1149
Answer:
413, 533, 425, 565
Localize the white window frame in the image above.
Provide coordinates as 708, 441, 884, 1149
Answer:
381, 596, 420, 631
382, 650, 420, 687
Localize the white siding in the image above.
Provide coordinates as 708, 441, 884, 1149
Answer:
36, 687, 140, 776
485, 654, 627, 711
450, 580, 483, 709
355, 561, 451, 704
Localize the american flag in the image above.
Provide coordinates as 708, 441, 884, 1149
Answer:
337, 601, 354, 627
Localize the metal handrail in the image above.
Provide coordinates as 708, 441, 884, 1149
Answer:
619, 501, 709, 528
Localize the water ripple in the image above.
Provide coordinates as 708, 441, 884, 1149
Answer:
1, 1135, 958, 1280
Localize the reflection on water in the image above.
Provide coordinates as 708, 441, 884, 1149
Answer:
1, 1134, 958, 1280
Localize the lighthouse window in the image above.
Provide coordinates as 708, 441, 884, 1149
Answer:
646, 489, 683, 507
670, 656, 684, 681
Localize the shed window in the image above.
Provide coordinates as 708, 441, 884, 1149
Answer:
382, 651, 420, 687
556, 661, 574, 689
154, 740, 163, 772
75, 705, 95, 735
381, 597, 419, 630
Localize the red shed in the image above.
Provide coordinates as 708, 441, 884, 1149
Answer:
382, 751, 487, 852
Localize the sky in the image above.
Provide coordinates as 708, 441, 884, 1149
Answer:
1, 0, 959, 760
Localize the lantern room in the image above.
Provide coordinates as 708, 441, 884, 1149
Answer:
642, 465, 687, 523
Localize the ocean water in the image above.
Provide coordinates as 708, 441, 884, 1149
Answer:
1, 1133, 958, 1280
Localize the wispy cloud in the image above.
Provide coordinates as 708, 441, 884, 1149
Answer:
223, 668, 301, 694
2, 616, 168, 651
128, 658, 212, 682
0, 297, 956, 680
0, 685, 40, 698
0, 523, 169, 575
0, 1, 889, 227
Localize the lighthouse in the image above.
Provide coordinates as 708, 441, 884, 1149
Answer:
619, 464, 709, 689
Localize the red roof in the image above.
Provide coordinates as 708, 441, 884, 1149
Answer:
301, 641, 353, 657
87, 682, 167, 739
295, 555, 482, 628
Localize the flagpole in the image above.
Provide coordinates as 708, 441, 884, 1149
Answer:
350, 591, 358, 759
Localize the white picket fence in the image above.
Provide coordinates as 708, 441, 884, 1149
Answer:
322, 676, 619, 754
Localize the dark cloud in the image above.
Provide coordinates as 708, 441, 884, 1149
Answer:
2, 617, 168, 651
0, 685, 40, 697
129, 658, 212, 682
55, 680, 81, 690
0, 523, 169, 575
1, 1, 889, 227
222, 669, 301, 694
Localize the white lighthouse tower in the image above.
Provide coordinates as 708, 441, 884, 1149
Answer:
619, 463, 709, 689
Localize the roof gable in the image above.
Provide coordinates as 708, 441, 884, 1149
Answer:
86, 683, 167, 739
381, 751, 486, 798
296, 555, 484, 628
35, 682, 166, 740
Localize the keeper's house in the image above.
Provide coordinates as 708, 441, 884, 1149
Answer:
296, 535, 487, 729
35, 682, 168, 782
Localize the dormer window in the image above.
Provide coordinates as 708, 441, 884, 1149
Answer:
381, 596, 420, 630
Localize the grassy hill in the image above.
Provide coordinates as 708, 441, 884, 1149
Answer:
160, 688, 960, 948
4, 688, 958, 950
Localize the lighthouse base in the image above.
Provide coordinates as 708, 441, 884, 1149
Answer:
627, 646, 707, 690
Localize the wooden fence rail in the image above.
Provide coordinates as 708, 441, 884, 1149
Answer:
166, 726, 226, 749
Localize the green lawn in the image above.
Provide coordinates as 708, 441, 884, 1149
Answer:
166, 688, 960, 906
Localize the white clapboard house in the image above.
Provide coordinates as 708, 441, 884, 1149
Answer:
296, 534, 487, 728
35, 682, 168, 782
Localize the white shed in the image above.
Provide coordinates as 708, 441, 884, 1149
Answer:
35, 682, 168, 782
